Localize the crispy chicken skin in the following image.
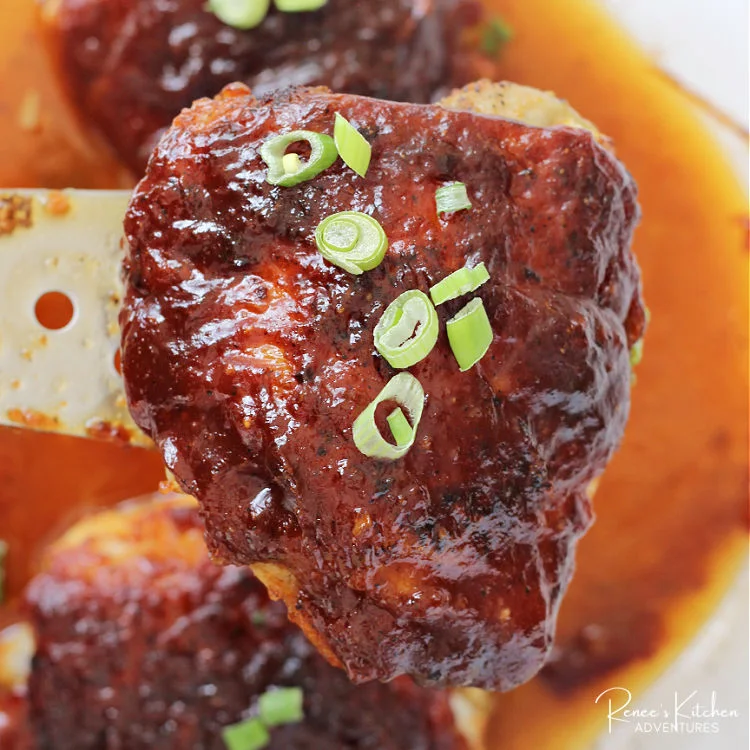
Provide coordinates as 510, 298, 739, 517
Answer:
22, 496, 470, 750
40, 0, 478, 172
439, 80, 600, 134
121, 83, 646, 690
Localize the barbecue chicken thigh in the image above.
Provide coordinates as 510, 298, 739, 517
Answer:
121, 82, 646, 690
17, 495, 475, 750
41, 0, 477, 171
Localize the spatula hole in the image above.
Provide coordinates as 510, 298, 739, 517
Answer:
34, 291, 75, 330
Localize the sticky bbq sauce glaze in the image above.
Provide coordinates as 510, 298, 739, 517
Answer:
0, 0, 747, 747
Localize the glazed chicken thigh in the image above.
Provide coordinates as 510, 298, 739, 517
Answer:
41, 0, 477, 171
18, 496, 474, 750
120, 82, 646, 690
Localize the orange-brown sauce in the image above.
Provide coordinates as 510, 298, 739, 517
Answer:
0, 0, 747, 746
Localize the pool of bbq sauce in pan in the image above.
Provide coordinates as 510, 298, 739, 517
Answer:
0, 0, 747, 747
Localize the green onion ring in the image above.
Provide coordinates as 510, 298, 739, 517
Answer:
435, 182, 473, 215
260, 130, 338, 187
222, 717, 270, 750
374, 290, 438, 369
430, 262, 490, 306
208, 0, 271, 30
314, 211, 388, 275
258, 687, 304, 727
386, 408, 412, 446
630, 339, 644, 367
275, 0, 328, 9
334, 113, 371, 177
446, 297, 493, 371
352, 373, 425, 460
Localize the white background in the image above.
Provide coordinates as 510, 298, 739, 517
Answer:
596, 2, 748, 749
605, 0, 748, 129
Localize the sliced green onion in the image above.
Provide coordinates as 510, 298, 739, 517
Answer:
373, 290, 438, 369
258, 687, 304, 727
352, 373, 425, 460
480, 16, 514, 58
314, 211, 388, 275
430, 262, 490, 306
334, 113, 371, 178
260, 130, 338, 187
446, 298, 493, 371
275, 0, 328, 12
222, 717, 270, 750
282, 152, 301, 174
435, 182, 472, 215
209, 0, 271, 30
386, 408, 412, 446
630, 339, 644, 367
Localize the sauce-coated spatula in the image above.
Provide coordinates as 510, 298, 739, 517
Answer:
0, 188, 149, 445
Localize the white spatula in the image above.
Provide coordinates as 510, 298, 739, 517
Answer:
0, 188, 149, 445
